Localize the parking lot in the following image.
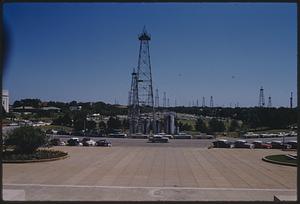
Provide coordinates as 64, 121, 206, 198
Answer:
3, 139, 296, 201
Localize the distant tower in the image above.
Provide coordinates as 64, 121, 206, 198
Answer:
155, 89, 159, 108
128, 27, 156, 135
128, 69, 140, 134
167, 98, 170, 107
267, 96, 272, 108
202, 97, 206, 107
175, 99, 177, 107
196, 99, 199, 107
128, 91, 132, 106
210, 96, 214, 108
163, 92, 166, 107
290, 92, 293, 108
258, 86, 265, 107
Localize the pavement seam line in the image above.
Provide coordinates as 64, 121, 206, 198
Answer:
3, 183, 296, 192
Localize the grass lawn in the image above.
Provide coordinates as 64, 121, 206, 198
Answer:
265, 154, 297, 166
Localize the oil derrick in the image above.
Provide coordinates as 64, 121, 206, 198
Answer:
128, 27, 156, 135
267, 96, 272, 108
258, 86, 265, 107
163, 92, 166, 107
210, 96, 214, 108
290, 92, 293, 108
155, 89, 159, 108
167, 98, 170, 107
128, 69, 140, 134
202, 97, 206, 107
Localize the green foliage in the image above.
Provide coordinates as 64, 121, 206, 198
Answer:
3, 149, 67, 161
5, 126, 47, 154
107, 116, 122, 132
178, 121, 193, 131
52, 113, 72, 127
195, 118, 208, 133
208, 118, 225, 133
13, 98, 42, 108
229, 119, 240, 131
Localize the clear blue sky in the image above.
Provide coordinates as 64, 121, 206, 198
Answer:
3, 3, 297, 107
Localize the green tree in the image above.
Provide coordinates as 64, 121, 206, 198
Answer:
229, 119, 239, 131
5, 126, 47, 154
195, 118, 208, 133
107, 117, 122, 132
208, 118, 225, 133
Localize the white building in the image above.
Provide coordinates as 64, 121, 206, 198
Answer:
2, 90, 9, 113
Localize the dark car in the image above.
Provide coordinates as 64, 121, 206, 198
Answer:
148, 135, 169, 143
67, 138, 80, 146
271, 141, 291, 149
96, 139, 112, 147
286, 140, 297, 149
234, 140, 254, 149
212, 139, 233, 148
81, 137, 91, 146
252, 141, 272, 149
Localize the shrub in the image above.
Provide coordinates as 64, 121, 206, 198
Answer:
5, 126, 47, 154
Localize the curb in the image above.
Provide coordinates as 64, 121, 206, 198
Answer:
3, 154, 69, 163
262, 156, 297, 167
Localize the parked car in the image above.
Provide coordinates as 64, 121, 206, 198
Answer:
149, 135, 169, 143
67, 138, 80, 146
81, 137, 96, 146
234, 140, 254, 149
271, 140, 291, 149
157, 133, 173, 139
96, 139, 112, 147
212, 139, 233, 148
252, 140, 272, 149
108, 132, 127, 138
286, 140, 297, 149
173, 133, 192, 139
195, 134, 215, 139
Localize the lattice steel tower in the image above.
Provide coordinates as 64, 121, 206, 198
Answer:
267, 96, 272, 108
128, 69, 140, 134
128, 27, 156, 134
258, 86, 265, 107
210, 96, 214, 108
202, 97, 206, 107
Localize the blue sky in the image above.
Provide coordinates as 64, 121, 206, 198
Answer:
3, 3, 297, 107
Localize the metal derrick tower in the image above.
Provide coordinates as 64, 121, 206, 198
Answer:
210, 96, 214, 108
128, 69, 140, 134
258, 86, 265, 107
267, 96, 272, 108
128, 27, 156, 135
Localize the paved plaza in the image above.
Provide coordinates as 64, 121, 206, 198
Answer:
3, 141, 297, 201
